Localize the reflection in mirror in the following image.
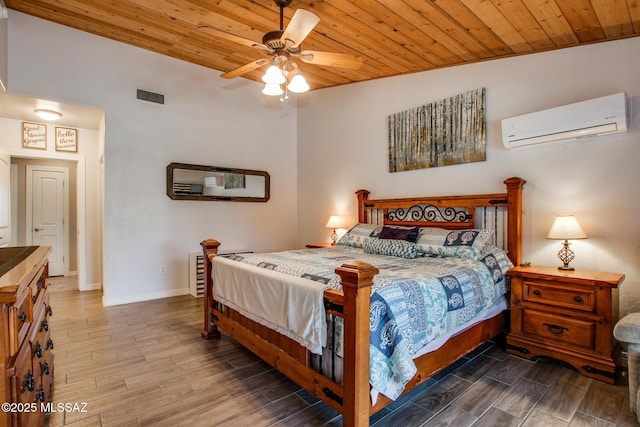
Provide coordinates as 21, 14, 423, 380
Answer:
166, 163, 270, 202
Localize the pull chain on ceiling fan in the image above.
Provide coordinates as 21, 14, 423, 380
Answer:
198, 0, 362, 100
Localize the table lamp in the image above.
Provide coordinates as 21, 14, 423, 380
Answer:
546, 214, 587, 270
325, 215, 344, 244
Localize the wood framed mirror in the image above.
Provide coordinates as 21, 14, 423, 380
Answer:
166, 163, 270, 202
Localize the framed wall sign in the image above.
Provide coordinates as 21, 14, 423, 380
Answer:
55, 126, 78, 152
22, 121, 47, 150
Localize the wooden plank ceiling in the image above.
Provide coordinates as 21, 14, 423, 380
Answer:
6, 0, 640, 91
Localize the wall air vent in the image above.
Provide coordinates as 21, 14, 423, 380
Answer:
136, 89, 165, 105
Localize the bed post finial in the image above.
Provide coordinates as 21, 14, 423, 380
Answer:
356, 189, 370, 224
336, 261, 378, 426
504, 177, 526, 266
201, 239, 221, 340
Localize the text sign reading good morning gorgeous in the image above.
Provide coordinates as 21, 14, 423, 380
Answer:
388, 88, 486, 172
22, 121, 47, 150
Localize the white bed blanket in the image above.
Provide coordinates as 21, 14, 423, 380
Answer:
212, 256, 329, 354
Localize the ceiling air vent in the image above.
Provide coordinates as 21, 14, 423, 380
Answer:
136, 89, 165, 105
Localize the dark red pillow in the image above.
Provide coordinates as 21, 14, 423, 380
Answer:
378, 226, 420, 243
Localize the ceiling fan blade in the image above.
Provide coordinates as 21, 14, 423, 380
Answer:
298, 50, 363, 69
198, 26, 272, 53
221, 58, 270, 79
280, 9, 320, 48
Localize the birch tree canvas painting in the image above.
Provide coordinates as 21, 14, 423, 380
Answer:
388, 88, 486, 172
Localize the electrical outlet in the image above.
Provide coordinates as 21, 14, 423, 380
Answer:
161, 265, 167, 275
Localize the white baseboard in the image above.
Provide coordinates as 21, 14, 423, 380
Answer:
102, 287, 190, 307
82, 282, 102, 291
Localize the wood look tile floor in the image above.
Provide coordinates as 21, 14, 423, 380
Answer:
45, 276, 638, 427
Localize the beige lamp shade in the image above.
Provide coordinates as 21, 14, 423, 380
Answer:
325, 215, 344, 229
546, 215, 588, 240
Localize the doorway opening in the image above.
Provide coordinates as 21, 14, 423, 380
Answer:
13, 158, 75, 276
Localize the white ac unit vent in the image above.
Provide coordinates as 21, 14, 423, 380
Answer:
189, 249, 253, 297
189, 252, 205, 297
501, 93, 628, 149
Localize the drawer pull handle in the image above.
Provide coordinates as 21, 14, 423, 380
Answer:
17, 312, 27, 322
543, 323, 568, 335
32, 295, 37, 304
21, 371, 35, 392
46, 305, 53, 316
40, 320, 49, 332
34, 342, 43, 358
47, 339, 54, 350
533, 290, 541, 296
43, 362, 50, 375
34, 386, 45, 403
574, 296, 582, 302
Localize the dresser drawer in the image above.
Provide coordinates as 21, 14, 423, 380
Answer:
8, 289, 32, 356
38, 352, 54, 407
9, 342, 36, 404
522, 308, 595, 350
29, 305, 50, 369
29, 264, 48, 307
523, 279, 594, 312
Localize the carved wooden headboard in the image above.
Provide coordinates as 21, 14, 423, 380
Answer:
356, 177, 525, 265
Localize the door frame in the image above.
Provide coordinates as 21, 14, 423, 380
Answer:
8, 150, 89, 290
26, 165, 70, 276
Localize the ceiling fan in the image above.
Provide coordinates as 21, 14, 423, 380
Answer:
198, 0, 362, 95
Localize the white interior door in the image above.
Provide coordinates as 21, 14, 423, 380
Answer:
27, 166, 69, 276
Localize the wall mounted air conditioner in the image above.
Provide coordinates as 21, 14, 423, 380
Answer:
502, 93, 628, 149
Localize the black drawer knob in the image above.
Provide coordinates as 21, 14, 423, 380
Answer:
34, 342, 43, 358
46, 338, 54, 350
17, 312, 27, 322
21, 371, 34, 393
43, 362, 50, 375
40, 320, 49, 332
46, 305, 53, 316
34, 386, 45, 403
32, 295, 37, 304
533, 290, 541, 296
574, 296, 582, 302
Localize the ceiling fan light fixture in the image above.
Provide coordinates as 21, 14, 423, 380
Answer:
262, 64, 285, 84
34, 109, 62, 121
262, 82, 284, 96
287, 73, 309, 93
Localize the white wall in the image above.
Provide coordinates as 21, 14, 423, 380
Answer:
0, 0, 7, 91
7, 11, 299, 306
298, 37, 640, 317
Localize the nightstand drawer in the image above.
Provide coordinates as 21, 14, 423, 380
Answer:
522, 308, 595, 350
523, 279, 594, 312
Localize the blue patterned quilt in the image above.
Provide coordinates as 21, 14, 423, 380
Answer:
223, 244, 511, 400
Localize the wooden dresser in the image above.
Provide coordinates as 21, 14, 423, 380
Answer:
507, 264, 624, 384
0, 246, 53, 427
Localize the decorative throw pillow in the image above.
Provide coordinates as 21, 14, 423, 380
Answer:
378, 225, 420, 243
416, 228, 493, 260
337, 223, 380, 248
363, 238, 418, 259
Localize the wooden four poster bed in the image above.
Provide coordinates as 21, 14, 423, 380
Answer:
201, 177, 525, 426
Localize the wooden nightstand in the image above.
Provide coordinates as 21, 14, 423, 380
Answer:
506, 265, 625, 384
305, 243, 335, 248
